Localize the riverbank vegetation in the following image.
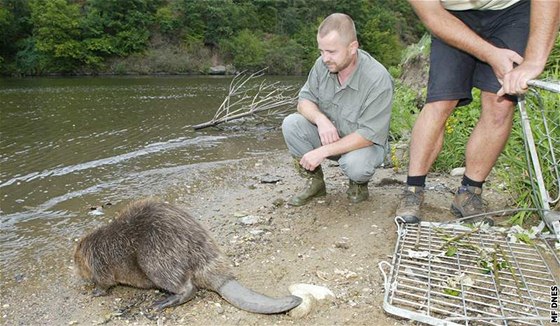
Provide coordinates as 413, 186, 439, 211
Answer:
0, 0, 423, 76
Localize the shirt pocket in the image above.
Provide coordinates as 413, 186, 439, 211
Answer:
339, 106, 360, 137
318, 87, 335, 114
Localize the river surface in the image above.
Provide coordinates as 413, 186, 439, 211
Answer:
0, 75, 304, 278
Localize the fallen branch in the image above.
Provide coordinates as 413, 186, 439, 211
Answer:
491, 245, 502, 293
193, 68, 298, 130
438, 227, 480, 249
496, 244, 524, 301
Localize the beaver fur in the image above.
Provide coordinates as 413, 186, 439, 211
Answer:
74, 198, 301, 313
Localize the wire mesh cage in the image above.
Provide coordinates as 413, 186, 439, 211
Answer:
380, 221, 559, 325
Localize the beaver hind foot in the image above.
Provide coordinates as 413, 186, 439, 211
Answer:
151, 281, 198, 310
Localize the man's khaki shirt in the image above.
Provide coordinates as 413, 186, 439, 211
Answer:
299, 49, 393, 150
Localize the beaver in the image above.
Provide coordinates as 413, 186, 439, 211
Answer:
74, 198, 302, 314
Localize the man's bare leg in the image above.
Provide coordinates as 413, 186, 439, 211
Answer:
396, 100, 457, 223
464, 91, 515, 182
408, 100, 458, 176
450, 92, 514, 224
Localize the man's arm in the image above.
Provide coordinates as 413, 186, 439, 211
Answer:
299, 132, 373, 171
408, 0, 524, 83
499, 0, 560, 95
297, 99, 340, 145
298, 98, 369, 171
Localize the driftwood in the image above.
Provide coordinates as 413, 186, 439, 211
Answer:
193, 68, 297, 130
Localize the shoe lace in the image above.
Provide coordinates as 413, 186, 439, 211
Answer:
461, 189, 487, 211
402, 189, 422, 206
348, 183, 365, 196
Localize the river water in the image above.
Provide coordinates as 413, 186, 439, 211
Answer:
0, 75, 304, 277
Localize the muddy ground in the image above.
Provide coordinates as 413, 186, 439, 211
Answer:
0, 150, 532, 326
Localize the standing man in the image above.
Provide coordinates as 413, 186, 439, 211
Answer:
282, 13, 393, 206
396, 0, 560, 224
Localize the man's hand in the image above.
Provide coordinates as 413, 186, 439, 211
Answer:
316, 116, 340, 145
300, 148, 328, 171
497, 0, 559, 96
485, 47, 524, 83
497, 61, 543, 96
299, 132, 373, 171
297, 99, 340, 145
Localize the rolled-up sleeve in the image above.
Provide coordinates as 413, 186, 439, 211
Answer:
298, 62, 320, 104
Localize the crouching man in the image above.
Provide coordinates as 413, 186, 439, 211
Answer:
282, 13, 393, 206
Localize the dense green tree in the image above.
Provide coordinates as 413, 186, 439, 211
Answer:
380, 0, 425, 44
154, 3, 180, 35
361, 10, 404, 67
14, 37, 45, 75
265, 35, 305, 75
250, 0, 278, 34
172, 0, 259, 47
291, 16, 322, 72
0, 5, 12, 65
1, 0, 33, 73
29, 0, 83, 72
333, 0, 370, 27
0, 0, 424, 75
221, 29, 265, 71
82, 0, 161, 55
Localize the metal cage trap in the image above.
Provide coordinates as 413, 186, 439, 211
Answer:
379, 221, 559, 325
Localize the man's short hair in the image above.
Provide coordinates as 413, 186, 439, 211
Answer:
318, 13, 357, 45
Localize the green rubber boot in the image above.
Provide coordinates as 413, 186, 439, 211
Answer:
288, 159, 326, 206
346, 180, 369, 203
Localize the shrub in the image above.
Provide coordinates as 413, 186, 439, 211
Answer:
264, 35, 305, 75
221, 29, 266, 72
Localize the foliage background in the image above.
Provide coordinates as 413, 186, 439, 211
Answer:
0, 0, 424, 76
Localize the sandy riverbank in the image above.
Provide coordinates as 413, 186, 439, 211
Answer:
1, 150, 517, 325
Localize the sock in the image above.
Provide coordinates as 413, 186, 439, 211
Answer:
462, 174, 484, 188
407, 175, 426, 188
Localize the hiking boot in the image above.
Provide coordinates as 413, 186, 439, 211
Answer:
395, 186, 424, 224
347, 180, 369, 203
451, 185, 493, 225
288, 159, 326, 206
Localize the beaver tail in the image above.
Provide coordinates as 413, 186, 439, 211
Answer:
217, 279, 302, 314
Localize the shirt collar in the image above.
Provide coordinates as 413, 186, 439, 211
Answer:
346, 50, 362, 91
328, 50, 362, 91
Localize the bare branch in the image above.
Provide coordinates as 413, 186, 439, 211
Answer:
193, 68, 298, 130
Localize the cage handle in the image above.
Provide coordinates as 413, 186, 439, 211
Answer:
527, 79, 560, 93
